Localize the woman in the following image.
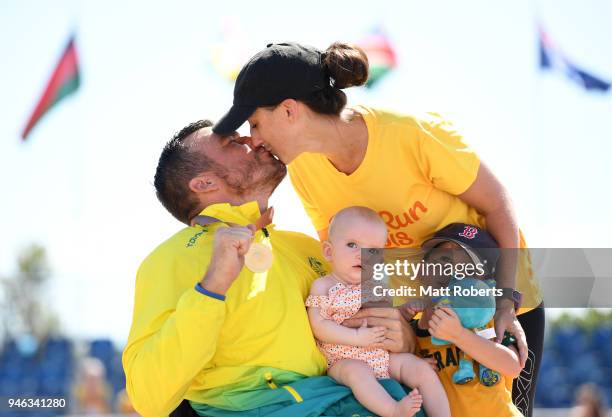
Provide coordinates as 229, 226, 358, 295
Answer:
214, 41, 544, 417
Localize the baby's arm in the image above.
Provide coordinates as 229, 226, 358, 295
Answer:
429, 307, 522, 378
307, 278, 386, 347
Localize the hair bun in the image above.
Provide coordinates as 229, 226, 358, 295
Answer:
322, 42, 369, 89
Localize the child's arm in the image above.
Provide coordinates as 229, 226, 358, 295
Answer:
428, 307, 522, 378
307, 278, 386, 347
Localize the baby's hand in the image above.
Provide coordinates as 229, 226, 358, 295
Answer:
354, 319, 386, 347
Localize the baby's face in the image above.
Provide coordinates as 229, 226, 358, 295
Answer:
325, 219, 388, 285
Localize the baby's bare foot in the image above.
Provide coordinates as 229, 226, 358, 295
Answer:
393, 388, 422, 417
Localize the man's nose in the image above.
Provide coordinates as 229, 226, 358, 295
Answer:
235, 136, 257, 150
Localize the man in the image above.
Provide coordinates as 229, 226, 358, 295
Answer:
122, 120, 417, 417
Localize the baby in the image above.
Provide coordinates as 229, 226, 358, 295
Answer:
306, 207, 450, 417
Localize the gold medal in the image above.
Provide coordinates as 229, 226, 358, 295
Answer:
192, 207, 275, 273
245, 241, 273, 273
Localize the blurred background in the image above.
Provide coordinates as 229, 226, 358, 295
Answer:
1, 0, 611, 415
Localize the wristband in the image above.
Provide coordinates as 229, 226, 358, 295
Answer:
499, 288, 522, 311
195, 283, 226, 301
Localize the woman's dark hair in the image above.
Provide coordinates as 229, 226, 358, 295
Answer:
300, 42, 369, 116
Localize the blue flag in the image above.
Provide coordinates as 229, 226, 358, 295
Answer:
539, 27, 610, 92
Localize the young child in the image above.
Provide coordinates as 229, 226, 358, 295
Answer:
407, 223, 524, 417
306, 206, 451, 417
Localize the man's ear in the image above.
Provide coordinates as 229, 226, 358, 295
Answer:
189, 174, 218, 194
322, 240, 333, 261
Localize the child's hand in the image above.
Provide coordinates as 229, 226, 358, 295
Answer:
428, 307, 465, 344
354, 319, 386, 347
399, 299, 426, 321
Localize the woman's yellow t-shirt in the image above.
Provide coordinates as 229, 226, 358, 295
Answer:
287, 106, 542, 311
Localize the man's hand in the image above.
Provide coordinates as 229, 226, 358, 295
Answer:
428, 307, 464, 344
353, 319, 386, 348
200, 225, 255, 295
343, 307, 416, 353
494, 300, 528, 368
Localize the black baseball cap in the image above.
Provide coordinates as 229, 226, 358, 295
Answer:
213, 42, 329, 135
422, 223, 500, 275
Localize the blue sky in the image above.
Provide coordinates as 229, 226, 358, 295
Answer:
1, 0, 611, 344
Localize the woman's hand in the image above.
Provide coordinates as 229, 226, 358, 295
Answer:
428, 307, 465, 344
494, 300, 528, 367
342, 307, 416, 353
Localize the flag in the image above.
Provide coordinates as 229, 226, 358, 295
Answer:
22, 34, 80, 140
355, 27, 397, 89
539, 27, 609, 92
210, 19, 252, 82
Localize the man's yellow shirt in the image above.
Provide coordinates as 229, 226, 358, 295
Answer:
122, 201, 329, 417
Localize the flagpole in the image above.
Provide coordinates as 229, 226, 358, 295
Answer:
531, 0, 555, 244
69, 0, 86, 346
53, 0, 86, 344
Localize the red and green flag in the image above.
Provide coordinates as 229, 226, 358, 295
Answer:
21, 35, 80, 140
356, 28, 397, 89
